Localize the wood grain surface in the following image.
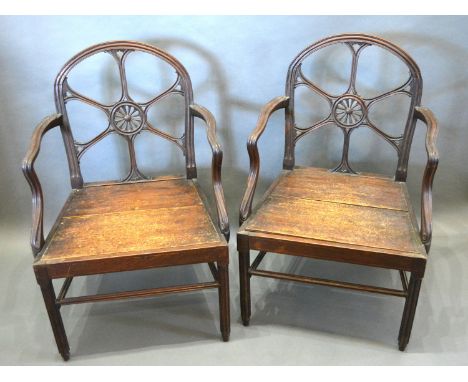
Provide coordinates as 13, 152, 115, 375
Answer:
37, 177, 224, 265
272, 167, 408, 211
244, 167, 425, 257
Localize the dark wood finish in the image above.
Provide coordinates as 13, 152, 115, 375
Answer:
191, 104, 230, 240
239, 248, 251, 326
239, 230, 426, 275
414, 107, 439, 252
34, 268, 70, 360
23, 41, 230, 360
57, 281, 220, 306
399, 271, 409, 293
283, 33, 422, 180
238, 34, 439, 350
22, 114, 63, 255
54, 41, 197, 188
398, 275, 422, 350
250, 269, 407, 298
208, 262, 219, 280
250, 251, 266, 273
218, 263, 230, 341
239, 96, 289, 225
57, 277, 73, 303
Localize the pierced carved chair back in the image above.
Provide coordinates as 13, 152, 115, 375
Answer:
283, 34, 422, 181
54, 41, 196, 189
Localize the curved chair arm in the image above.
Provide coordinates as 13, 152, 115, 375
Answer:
190, 104, 230, 241
414, 106, 439, 253
239, 96, 290, 226
22, 114, 63, 256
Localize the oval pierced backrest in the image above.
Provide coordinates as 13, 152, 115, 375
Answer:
284, 34, 422, 181
54, 41, 195, 189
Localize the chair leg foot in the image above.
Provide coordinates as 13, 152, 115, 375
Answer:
398, 341, 407, 352
398, 273, 422, 351
61, 350, 71, 361
218, 263, 230, 342
35, 269, 70, 360
239, 249, 251, 326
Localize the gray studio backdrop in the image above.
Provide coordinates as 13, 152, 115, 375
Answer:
1, 16, 467, 365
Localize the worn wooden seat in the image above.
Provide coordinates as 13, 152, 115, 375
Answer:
241, 167, 426, 272
36, 177, 227, 278
23, 41, 230, 360
238, 34, 438, 350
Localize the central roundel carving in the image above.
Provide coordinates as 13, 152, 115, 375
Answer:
111, 102, 145, 135
333, 95, 366, 128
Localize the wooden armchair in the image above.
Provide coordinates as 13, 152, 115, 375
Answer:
22, 41, 230, 360
238, 34, 438, 350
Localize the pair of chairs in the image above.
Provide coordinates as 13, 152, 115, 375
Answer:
23, 34, 438, 360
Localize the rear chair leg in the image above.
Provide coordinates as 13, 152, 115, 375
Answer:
217, 263, 230, 341
35, 268, 70, 360
239, 249, 251, 326
398, 274, 423, 351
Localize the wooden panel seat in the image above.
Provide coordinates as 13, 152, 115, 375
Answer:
35, 177, 227, 277
241, 167, 426, 268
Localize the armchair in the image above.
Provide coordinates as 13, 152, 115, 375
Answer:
22, 41, 230, 360
238, 34, 439, 350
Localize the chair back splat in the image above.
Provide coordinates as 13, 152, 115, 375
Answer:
54, 41, 197, 189
283, 34, 422, 181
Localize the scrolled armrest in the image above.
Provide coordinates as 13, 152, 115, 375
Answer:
22, 114, 63, 256
239, 96, 289, 226
190, 104, 229, 241
414, 106, 439, 253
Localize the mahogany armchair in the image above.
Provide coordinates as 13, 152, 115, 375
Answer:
22, 41, 230, 360
238, 34, 438, 350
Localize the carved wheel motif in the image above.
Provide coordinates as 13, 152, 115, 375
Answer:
111, 102, 145, 135
333, 95, 365, 128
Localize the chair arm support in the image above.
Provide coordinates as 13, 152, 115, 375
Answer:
190, 104, 230, 241
21, 114, 63, 256
239, 96, 290, 226
414, 106, 439, 253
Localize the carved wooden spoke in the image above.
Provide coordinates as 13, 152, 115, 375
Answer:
63, 79, 112, 116
74, 125, 112, 160
296, 66, 335, 105
107, 49, 132, 102
145, 121, 185, 152
363, 121, 405, 154
138, 74, 186, 152
141, 74, 182, 108
345, 42, 370, 95
123, 134, 147, 182
365, 77, 413, 109
292, 65, 336, 141
294, 119, 334, 143
333, 129, 356, 174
